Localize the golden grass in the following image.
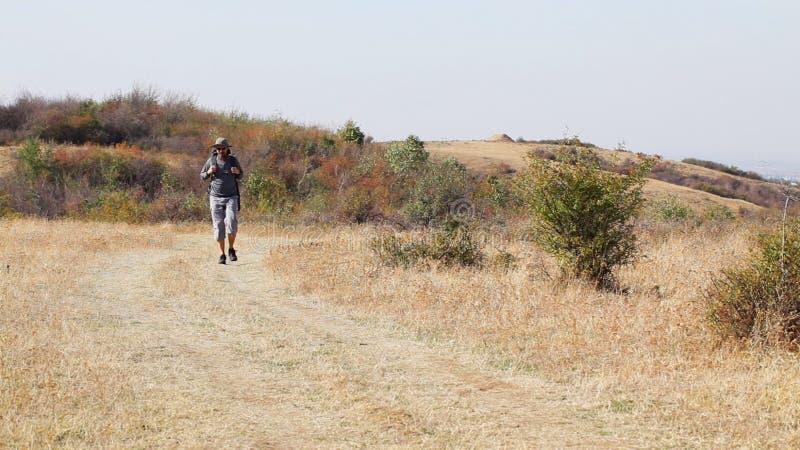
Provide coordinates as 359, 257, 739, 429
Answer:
0, 219, 174, 446
266, 220, 800, 447
7, 215, 798, 446
10, 219, 650, 447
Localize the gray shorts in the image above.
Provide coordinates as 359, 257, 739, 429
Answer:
209, 195, 238, 241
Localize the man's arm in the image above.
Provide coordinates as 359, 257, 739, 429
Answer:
232, 157, 243, 179
200, 159, 211, 180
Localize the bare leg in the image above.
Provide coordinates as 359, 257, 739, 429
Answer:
228, 233, 236, 249
217, 239, 225, 254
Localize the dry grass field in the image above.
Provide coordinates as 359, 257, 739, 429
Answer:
0, 218, 651, 447
4, 216, 800, 447
266, 220, 800, 448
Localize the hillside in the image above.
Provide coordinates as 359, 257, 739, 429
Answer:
425, 139, 780, 214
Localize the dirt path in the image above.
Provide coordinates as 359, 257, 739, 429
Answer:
76, 233, 666, 448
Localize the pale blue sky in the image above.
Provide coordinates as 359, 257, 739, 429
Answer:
2, 0, 798, 174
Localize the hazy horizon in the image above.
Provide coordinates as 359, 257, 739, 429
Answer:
3, 1, 799, 177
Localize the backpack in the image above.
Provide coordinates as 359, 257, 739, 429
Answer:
206, 148, 241, 211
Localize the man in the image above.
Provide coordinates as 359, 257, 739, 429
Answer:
200, 137, 243, 264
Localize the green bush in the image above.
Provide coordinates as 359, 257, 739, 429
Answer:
336, 120, 365, 146
479, 174, 516, 209
82, 190, 144, 223
17, 138, 54, 180
649, 195, 694, 222
244, 169, 291, 214
385, 135, 428, 176
515, 147, 652, 289
532, 137, 597, 148
702, 204, 736, 222
370, 220, 483, 268
707, 221, 800, 346
404, 158, 470, 224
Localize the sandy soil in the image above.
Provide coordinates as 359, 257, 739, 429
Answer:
65, 232, 668, 447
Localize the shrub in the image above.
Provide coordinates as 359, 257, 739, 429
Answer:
53, 148, 165, 198
145, 191, 207, 222
404, 158, 470, 224
479, 174, 515, 208
385, 135, 428, 176
682, 158, 765, 181
38, 100, 108, 144
336, 120, 365, 146
515, 147, 652, 289
370, 219, 484, 268
649, 195, 694, 222
244, 168, 292, 214
694, 183, 740, 200
532, 137, 596, 148
17, 138, 55, 180
83, 190, 144, 223
488, 249, 518, 272
474, 171, 521, 219
707, 220, 800, 346
340, 187, 375, 223
703, 204, 736, 222
369, 233, 428, 268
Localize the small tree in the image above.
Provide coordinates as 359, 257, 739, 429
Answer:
515, 148, 652, 289
385, 135, 428, 176
337, 120, 365, 146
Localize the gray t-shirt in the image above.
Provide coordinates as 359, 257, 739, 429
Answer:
201, 155, 243, 197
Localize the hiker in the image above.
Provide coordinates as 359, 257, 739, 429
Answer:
200, 137, 244, 264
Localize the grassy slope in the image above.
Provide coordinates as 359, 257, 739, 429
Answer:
425, 140, 767, 214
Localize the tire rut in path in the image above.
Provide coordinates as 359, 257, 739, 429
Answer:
79, 233, 657, 448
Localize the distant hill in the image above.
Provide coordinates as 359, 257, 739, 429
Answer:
424, 139, 797, 214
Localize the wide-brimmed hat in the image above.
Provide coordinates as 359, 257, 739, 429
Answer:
212, 137, 231, 148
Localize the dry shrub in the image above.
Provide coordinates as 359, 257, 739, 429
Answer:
708, 219, 800, 346
82, 190, 145, 222
369, 220, 484, 267
144, 191, 207, 222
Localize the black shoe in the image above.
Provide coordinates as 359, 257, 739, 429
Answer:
228, 248, 237, 262
218, 254, 226, 264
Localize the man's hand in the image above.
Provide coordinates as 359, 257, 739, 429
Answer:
207, 165, 217, 176
231, 167, 241, 175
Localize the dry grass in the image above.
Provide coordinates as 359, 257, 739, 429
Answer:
8, 216, 799, 447
0, 219, 174, 446
8, 219, 662, 447
0, 146, 15, 178
266, 220, 800, 447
